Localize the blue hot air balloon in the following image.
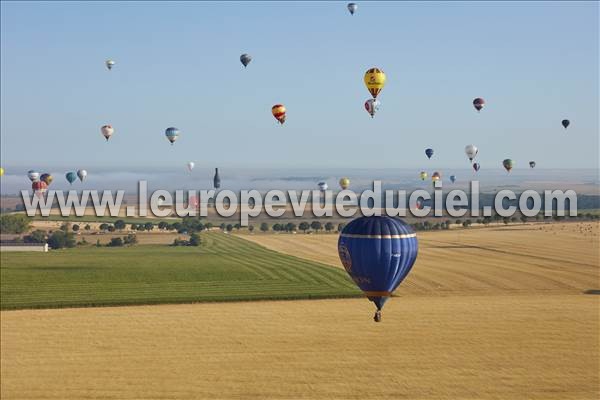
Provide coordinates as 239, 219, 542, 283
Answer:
450, 175, 456, 183
425, 148, 434, 159
65, 172, 77, 185
338, 216, 418, 322
165, 127, 180, 145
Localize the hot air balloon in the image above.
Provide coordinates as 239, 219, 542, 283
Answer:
529, 161, 536, 169
450, 175, 456, 183
101, 125, 114, 141
187, 162, 195, 172
420, 171, 428, 181
106, 60, 115, 70
347, 3, 357, 15
339, 177, 350, 190
66, 172, 77, 185
272, 104, 286, 124
40, 173, 53, 185
338, 216, 418, 322
28, 170, 40, 182
562, 119, 570, 129
364, 98, 380, 118
213, 168, 221, 189
473, 163, 481, 172
165, 127, 180, 144
77, 169, 87, 182
32, 180, 48, 196
425, 148, 434, 159
0, 167, 4, 177
240, 54, 252, 68
431, 171, 441, 185
473, 97, 485, 112
465, 144, 478, 162
364, 67, 386, 99
416, 199, 424, 210
318, 182, 328, 192
503, 159, 514, 173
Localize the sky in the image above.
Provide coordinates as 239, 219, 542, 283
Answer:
1, 1, 598, 172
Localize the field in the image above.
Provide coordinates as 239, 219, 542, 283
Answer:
0, 233, 358, 309
1, 222, 599, 399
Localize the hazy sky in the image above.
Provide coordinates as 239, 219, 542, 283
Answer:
1, 1, 598, 170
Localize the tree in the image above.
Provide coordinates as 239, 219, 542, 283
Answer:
158, 221, 169, 230
226, 224, 233, 232
337, 223, 345, 232
299, 222, 310, 233
107, 225, 116, 232
0, 214, 32, 234
205, 222, 213, 230
47, 231, 76, 249
503, 217, 510, 225
260, 222, 269, 232
248, 225, 254, 232
107, 237, 124, 247
84, 224, 91, 231
272, 223, 282, 232
455, 219, 462, 225
72, 224, 80, 232
60, 222, 70, 232
311, 221, 322, 232
123, 234, 138, 245
325, 222, 334, 232
144, 222, 154, 231
114, 220, 126, 231
286, 222, 297, 232
130, 223, 138, 231
99, 223, 109, 232
220, 223, 226, 231
520, 215, 528, 224
189, 232, 201, 246
24, 230, 47, 243
234, 223, 241, 231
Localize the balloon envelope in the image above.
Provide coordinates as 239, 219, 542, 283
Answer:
473, 97, 485, 112
0, 167, 4, 177
272, 104, 286, 124
562, 119, 570, 129
503, 159, 515, 172
101, 125, 114, 141
347, 3, 357, 14
450, 175, 457, 183
425, 148, 434, 159
40, 173, 53, 185
165, 127, 180, 144
339, 177, 350, 190
465, 144, 478, 161
105, 60, 115, 70
28, 170, 40, 182
240, 54, 252, 68
364, 68, 386, 99
529, 161, 536, 169
66, 172, 77, 184
420, 171, 428, 181
318, 182, 328, 192
473, 163, 481, 172
187, 162, 195, 172
213, 168, 221, 189
364, 99, 380, 118
338, 216, 418, 320
77, 169, 87, 182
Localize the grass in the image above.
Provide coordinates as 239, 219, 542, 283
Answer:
0, 233, 360, 310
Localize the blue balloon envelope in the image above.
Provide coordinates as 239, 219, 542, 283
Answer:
65, 172, 77, 185
425, 148, 434, 159
450, 175, 456, 183
338, 216, 418, 321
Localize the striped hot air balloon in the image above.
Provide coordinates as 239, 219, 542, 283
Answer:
272, 104, 286, 124
473, 97, 485, 112
165, 127, 180, 144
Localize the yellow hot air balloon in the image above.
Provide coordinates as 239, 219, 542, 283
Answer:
0, 167, 4, 177
364, 67, 386, 99
419, 171, 427, 181
339, 177, 350, 190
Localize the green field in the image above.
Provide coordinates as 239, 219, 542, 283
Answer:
0, 233, 360, 310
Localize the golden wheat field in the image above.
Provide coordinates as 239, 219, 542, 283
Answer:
1, 222, 599, 399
